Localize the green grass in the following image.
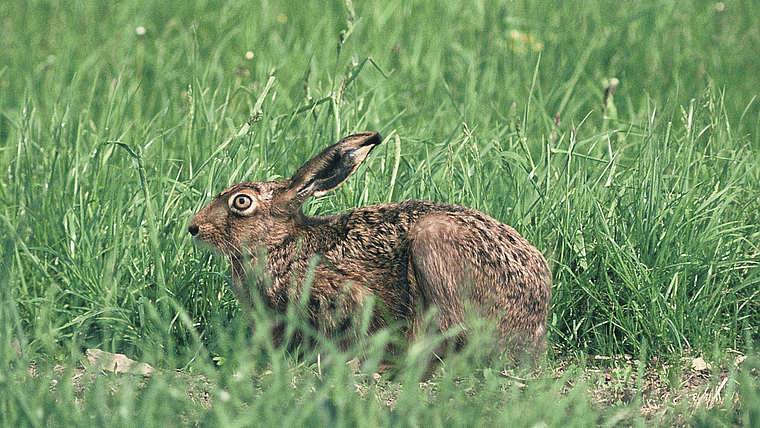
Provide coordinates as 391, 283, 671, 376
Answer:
2, 0, 760, 425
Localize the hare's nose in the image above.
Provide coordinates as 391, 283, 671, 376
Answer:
188, 224, 199, 236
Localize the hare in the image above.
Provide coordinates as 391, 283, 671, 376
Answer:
188, 131, 551, 361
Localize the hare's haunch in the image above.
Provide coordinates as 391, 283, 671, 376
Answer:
189, 132, 551, 359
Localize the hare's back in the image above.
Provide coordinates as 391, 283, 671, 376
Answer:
403, 200, 551, 321
341, 199, 550, 300
407, 201, 549, 278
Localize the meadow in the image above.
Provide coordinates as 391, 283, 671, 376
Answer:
1, 0, 759, 425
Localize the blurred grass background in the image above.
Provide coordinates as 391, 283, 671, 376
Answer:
1, 0, 759, 425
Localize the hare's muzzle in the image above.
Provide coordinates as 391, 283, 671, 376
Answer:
188, 224, 199, 237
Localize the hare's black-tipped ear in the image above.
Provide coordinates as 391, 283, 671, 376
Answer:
289, 131, 383, 200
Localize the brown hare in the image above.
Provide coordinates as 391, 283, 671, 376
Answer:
188, 131, 551, 361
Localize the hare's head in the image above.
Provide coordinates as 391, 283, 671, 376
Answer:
188, 131, 383, 256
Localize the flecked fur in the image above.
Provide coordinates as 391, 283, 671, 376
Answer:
188, 132, 551, 361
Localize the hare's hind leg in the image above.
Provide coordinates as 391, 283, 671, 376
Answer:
408, 213, 473, 350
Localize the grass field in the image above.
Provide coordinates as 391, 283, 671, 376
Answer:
2, 0, 760, 425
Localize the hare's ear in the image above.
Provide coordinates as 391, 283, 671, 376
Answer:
289, 132, 383, 200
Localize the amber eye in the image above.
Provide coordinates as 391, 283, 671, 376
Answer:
230, 193, 254, 212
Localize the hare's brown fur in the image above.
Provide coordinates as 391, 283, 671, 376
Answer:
189, 132, 551, 360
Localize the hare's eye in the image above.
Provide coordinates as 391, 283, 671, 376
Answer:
231, 194, 253, 211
